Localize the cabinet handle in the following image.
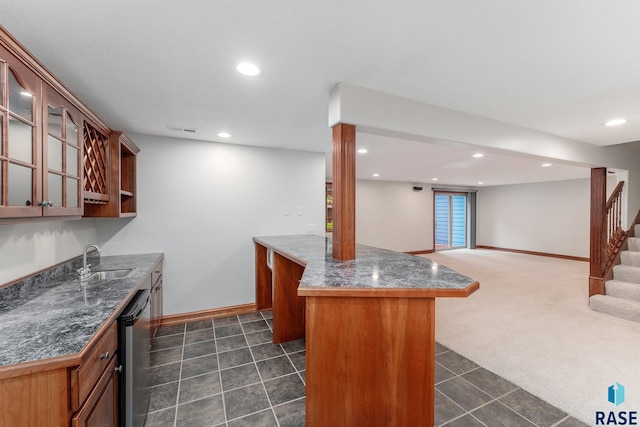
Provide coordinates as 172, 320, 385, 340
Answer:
47, 201, 54, 207
100, 351, 110, 360
37, 201, 44, 207
114, 365, 123, 373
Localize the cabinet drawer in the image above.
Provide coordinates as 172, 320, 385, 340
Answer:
71, 322, 117, 410
72, 356, 118, 427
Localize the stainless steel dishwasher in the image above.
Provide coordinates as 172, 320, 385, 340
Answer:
118, 288, 151, 427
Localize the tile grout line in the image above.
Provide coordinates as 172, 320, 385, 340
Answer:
550, 415, 574, 427
440, 410, 489, 427
437, 358, 572, 427
212, 317, 229, 427
452, 388, 540, 427
151, 315, 288, 425
436, 365, 527, 427
435, 387, 469, 426
261, 309, 307, 420
282, 344, 305, 386
435, 348, 577, 426
172, 323, 187, 427
261, 311, 285, 427
241, 314, 282, 427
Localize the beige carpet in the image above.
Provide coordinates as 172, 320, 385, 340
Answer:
424, 249, 640, 425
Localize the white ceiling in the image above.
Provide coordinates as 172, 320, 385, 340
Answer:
355, 133, 590, 187
2, 0, 638, 186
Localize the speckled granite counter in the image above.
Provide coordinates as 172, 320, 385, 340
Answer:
0, 253, 163, 369
253, 234, 478, 297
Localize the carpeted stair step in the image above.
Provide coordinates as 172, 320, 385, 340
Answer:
605, 280, 640, 302
612, 264, 640, 284
621, 250, 640, 267
628, 237, 640, 251
590, 294, 640, 323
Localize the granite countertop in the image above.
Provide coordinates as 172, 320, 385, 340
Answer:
253, 235, 479, 297
0, 253, 163, 368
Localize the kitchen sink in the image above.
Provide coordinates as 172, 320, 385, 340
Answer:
81, 268, 137, 283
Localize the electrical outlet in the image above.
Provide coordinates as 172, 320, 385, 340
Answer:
307, 224, 315, 233
296, 207, 303, 216
284, 206, 291, 216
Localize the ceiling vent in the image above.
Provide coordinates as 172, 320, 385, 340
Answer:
167, 126, 197, 133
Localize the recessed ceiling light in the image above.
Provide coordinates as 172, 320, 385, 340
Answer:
373, 173, 380, 177
604, 118, 628, 127
20, 91, 33, 97
432, 178, 439, 181
217, 132, 231, 138
477, 181, 484, 185
541, 163, 552, 167
472, 153, 484, 158
357, 148, 368, 154
236, 62, 261, 76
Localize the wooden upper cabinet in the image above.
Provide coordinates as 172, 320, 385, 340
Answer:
0, 26, 141, 221
83, 120, 110, 203
83, 131, 139, 218
42, 85, 83, 216
0, 45, 43, 218
0, 47, 84, 219
118, 132, 138, 217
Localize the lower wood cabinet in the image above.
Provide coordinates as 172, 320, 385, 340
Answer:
0, 321, 120, 426
0, 367, 70, 427
70, 321, 119, 427
72, 356, 118, 427
71, 322, 118, 409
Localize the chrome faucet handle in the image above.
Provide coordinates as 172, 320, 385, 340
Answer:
77, 265, 92, 279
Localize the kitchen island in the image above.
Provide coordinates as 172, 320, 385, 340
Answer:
254, 234, 479, 427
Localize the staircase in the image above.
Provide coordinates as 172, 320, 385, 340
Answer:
590, 224, 640, 323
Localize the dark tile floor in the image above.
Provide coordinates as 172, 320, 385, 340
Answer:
144, 310, 589, 427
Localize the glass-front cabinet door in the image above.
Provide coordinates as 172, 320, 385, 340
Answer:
1, 45, 83, 219
0, 48, 42, 218
43, 86, 82, 216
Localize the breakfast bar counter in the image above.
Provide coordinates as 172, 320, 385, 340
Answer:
253, 234, 479, 426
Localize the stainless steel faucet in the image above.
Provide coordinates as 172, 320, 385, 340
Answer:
79, 244, 101, 280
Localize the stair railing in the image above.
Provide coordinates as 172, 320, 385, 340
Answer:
589, 168, 627, 296
605, 181, 626, 269
589, 171, 630, 297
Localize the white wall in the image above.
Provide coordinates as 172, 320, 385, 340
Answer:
356, 180, 432, 252
355, 177, 592, 257
0, 219, 97, 284
96, 134, 325, 315
477, 178, 590, 258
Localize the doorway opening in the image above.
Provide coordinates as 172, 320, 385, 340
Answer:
434, 192, 467, 251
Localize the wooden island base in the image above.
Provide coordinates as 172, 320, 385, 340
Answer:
254, 235, 479, 427
305, 295, 435, 426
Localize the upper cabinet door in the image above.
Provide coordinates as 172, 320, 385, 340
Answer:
0, 27, 139, 221
43, 86, 83, 216
0, 47, 43, 218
